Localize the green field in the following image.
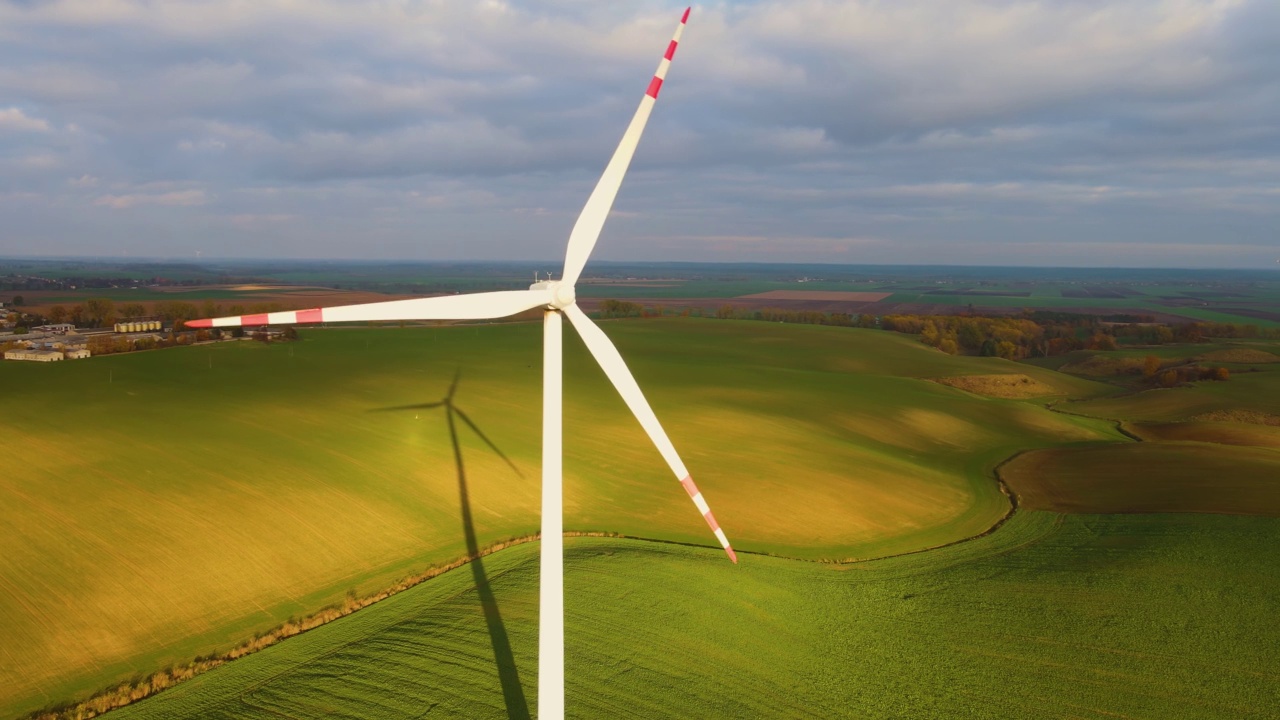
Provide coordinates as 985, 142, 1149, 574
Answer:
1060, 363, 1280, 423
112, 513, 1280, 719
1, 319, 1127, 717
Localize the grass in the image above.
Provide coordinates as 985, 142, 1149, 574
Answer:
112, 512, 1280, 719
1060, 366, 1280, 423
0, 319, 1122, 717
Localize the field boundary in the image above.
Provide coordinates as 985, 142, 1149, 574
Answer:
27, 477, 1034, 720
22, 534, 536, 720
32, 380, 1109, 720
1046, 400, 1145, 443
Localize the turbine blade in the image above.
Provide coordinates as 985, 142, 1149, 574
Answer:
559, 8, 690, 287
185, 289, 550, 328
563, 303, 736, 563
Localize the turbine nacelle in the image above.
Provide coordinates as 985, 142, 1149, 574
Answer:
530, 280, 576, 310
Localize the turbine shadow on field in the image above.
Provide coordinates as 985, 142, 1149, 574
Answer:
372, 371, 530, 719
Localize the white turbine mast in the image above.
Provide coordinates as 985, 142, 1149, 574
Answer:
187, 8, 734, 719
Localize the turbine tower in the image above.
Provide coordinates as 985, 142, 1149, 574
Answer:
187, 8, 734, 719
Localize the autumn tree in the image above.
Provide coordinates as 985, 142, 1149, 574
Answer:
1142, 355, 1161, 379
1087, 333, 1117, 351
84, 298, 116, 327
48, 305, 68, 323
920, 320, 940, 347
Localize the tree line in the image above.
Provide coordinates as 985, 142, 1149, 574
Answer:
598, 300, 1279, 360
20, 298, 290, 330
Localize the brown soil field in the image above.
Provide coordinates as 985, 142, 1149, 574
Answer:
1191, 410, 1280, 426
579, 279, 681, 287
1196, 349, 1280, 364
220, 289, 418, 307
1002, 443, 1280, 515
1213, 307, 1280, 322
934, 374, 1061, 399
578, 297, 1194, 323
738, 290, 893, 302
18, 286, 415, 315
1129, 421, 1280, 448
576, 297, 888, 314
1059, 356, 1146, 376
922, 290, 1031, 297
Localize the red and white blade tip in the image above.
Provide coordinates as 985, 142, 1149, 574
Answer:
646, 8, 691, 100
185, 308, 324, 329
680, 475, 737, 563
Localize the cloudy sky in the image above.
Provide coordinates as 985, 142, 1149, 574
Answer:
1, 0, 1277, 268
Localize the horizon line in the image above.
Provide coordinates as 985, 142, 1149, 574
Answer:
1, 255, 1277, 273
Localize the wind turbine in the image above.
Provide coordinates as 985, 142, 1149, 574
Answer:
187, 8, 733, 718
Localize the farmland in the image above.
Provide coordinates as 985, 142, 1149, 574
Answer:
0, 319, 1122, 717
113, 513, 1280, 719
1002, 443, 1280, 514
8, 260, 1280, 327
5, 310, 1280, 718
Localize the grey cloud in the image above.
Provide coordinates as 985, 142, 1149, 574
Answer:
0, 0, 1277, 267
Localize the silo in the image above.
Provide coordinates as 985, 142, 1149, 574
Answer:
150, 320, 161, 331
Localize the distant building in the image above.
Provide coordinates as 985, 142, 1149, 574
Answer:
36, 323, 75, 334
114, 319, 162, 333
53, 334, 88, 350
65, 348, 91, 359
4, 349, 64, 362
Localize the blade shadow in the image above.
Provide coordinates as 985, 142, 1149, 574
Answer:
373, 371, 529, 719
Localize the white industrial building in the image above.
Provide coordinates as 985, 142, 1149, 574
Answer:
3, 346, 91, 362
4, 349, 65, 362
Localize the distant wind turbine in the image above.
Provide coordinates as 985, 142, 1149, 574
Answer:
187, 8, 732, 719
